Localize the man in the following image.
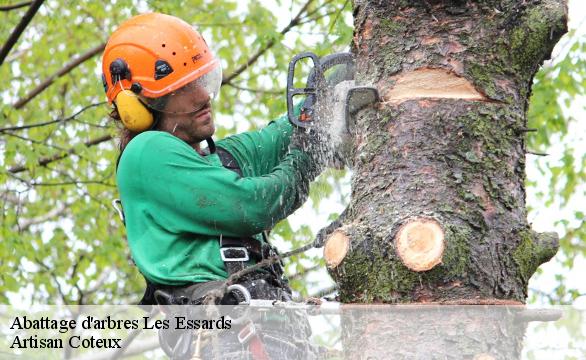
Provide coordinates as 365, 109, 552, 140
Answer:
102, 13, 325, 306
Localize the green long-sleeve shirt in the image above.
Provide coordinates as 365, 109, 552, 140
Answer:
116, 115, 313, 285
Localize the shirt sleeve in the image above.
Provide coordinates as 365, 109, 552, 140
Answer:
130, 132, 313, 237
216, 115, 293, 177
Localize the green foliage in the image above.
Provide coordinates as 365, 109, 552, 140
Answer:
0, 0, 352, 304
1, 0, 583, 307
526, 30, 586, 304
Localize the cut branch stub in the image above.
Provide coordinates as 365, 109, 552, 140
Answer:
324, 230, 350, 269
395, 218, 445, 272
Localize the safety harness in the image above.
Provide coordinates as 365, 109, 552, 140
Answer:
113, 137, 317, 359
125, 138, 290, 306
114, 137, 293, 359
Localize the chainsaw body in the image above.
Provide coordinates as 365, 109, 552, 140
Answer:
286, 51, 379, 130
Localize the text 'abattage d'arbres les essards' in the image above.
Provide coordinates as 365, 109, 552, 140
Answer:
9, 315, 231, 349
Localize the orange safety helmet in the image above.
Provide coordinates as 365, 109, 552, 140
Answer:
102, 12, 220, 101
101, 13, 222, 131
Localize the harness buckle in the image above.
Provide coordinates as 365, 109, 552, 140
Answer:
111, 199, 125, 223
237, 321, 257, 344
220, 247, 249, 262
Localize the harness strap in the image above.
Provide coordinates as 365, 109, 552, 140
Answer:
214, 146, 271, 277
139, 142, 286, 305
216, 146, 242, 176
250, 337, 270, 360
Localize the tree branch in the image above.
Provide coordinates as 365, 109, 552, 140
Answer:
30, 180, 115, 187
107, 309, 160, 360
1, 131, 105, 169
0, 0, 45, 66
35, 257, 70, 305
1, 130, 71, 153
328, 0, 350, 34
302, 0, 336, 20
288, 263, 322, 281
0, 1, 33, 11
13, 43, 106, 109
0, 101, 106, 132
526, 150, 549, 156
8, 134, 113, 174
85, 268, 113, 296
225, 82, 282, 95
298, 11, 339, 26
221, 0, 315, 85
18, 202, 70, 231
4, 46, 30, 62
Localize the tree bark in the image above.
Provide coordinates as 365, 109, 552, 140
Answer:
322, 0, 567, 303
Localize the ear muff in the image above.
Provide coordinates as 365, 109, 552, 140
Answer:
115, 90, 154, 132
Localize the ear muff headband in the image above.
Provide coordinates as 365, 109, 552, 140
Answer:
115, 90, 154, 132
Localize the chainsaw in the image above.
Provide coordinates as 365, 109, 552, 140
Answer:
286, 51, 380, 132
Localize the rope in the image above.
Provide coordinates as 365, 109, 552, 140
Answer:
202, 241, 316, 304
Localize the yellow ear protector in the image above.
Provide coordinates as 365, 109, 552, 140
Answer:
108, 58, 154, 132
115, 89, 154, 132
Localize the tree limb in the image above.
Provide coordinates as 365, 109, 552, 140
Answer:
8, 134, 113, 174
0, 101, 106, 132
221, 0, 315, 85
288, 263, 322, 281
107, 309, 160, 360
13, 43, 106, 109
4, 46, 30, 62
2, 131, 104, 169
35, 257, 70, 305
18, 202, 70, 231
225, 83, 282, 95
302, 0, 336, 19
1, 130, 71, 153
0, 1, 33, 11
0, 0, 45, 66
28, 180, 115, 187
298, 11, 339, 26
84, 268, 113, 296
328, 0, 350, 34
526, 150, 549, 156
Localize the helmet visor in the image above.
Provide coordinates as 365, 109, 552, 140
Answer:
144, 64, 222, 114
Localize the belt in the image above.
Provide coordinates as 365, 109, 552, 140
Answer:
220, 235, 264, 259
219, 235, 268, 275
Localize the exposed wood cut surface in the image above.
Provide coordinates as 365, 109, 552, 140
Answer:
324, 230, 350, 269
383, 68, 486, 104
395, 218, 445, 272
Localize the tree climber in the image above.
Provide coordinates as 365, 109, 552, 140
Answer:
102, 13, 327, 308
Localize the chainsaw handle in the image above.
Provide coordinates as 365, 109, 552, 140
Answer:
287, 52, 321, 127
308, 52, 354, 86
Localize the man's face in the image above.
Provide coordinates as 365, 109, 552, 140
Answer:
159, 80, 215, 143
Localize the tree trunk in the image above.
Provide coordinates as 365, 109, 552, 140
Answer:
322, 0, 567, 304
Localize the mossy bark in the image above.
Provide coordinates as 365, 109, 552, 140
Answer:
340, 306, 532, 359
323, 0, 567, 303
